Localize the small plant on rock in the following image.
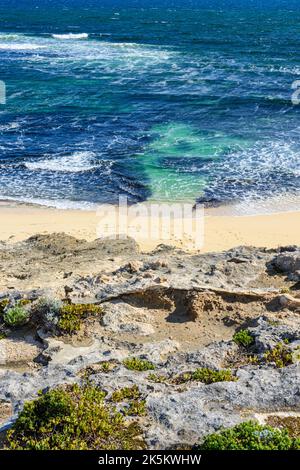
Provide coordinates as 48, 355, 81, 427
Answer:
126, 400, 146, 417
267, 319, 280, 327
192, 368, 236, 384
34, 297, 62, 328
174, 372, 192, 384
148, 373, 168, 384
111, 385, 141, 403
98, 361, 116, 373
57, 303, 103, 334
233, 329, 254, 348
123, 357, 155, 372
17, 299, 32, 307
264, 342, 293, 368
3, 306, 29, 328
0, 298, 9, 316
174, 368, 236, 385
196, 421, 300, 450
280, 287, 291, 294
110, 386, 146, 417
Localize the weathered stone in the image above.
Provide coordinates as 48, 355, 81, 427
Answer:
101, 300, 155, 336
146, 364, 300, 449
272, 252, 300, 280
0, 240, 300, 449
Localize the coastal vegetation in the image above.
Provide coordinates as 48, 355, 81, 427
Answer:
174, 368, 236, 385
57, 303, 103, 334
197, 421, 300, 450
3, 306, 30, 328
233, 329, 254, 348
0, 297, 103, 336
123, 357, 156, 372
6, 384, 146, 450
0, 238, 299, 451
111, 385, 141, 403
263, 343, 294, 368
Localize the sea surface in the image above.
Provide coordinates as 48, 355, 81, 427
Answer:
0, 0, 299, 211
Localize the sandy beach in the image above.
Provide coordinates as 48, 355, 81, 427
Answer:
0, 201, 299, 252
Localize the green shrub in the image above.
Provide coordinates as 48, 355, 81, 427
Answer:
264, 343, 293, 368
6, 384, 146, 450
233, 329, 254, 348
148, 373, 168, 384
175, 372, 193, 384
17, 299, 32, 307
80, 361, 118, 379
267, 319, 280, 327
123, 357, 155, 372
197, 421, 300, 450
0, 332, 7, 340
111, 385, 141, 403
0, 299, 9, 315
126, 400, 146, 417
192, 368, 236, 384
3, 306, 29, 328
98, 361, 116, 373
57, 303, 103, 334
110, 386, 146, 417
280, 287, 291, 294
175, 368, 236, 385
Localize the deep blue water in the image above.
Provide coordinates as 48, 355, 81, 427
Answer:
0, 1, 299, 209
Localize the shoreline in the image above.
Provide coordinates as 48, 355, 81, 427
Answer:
0, 201, 299, 252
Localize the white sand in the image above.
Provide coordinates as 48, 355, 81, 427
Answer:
0, 201, 299, 252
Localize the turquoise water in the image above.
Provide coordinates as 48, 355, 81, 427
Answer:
0, 1, 299, 209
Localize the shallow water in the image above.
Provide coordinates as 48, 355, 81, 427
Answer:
0, 1, 299, 210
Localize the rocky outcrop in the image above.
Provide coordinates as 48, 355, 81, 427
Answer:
0, 236, 300, 448
272, 250, 300, 281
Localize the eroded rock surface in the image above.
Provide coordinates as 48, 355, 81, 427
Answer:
0, 235, 300, 448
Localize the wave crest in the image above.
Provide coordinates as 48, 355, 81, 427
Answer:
0, 43, 44, 50
25, 151, 97, 173
52, 33, 89, 40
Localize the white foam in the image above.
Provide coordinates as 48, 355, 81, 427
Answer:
0, 195, 99, 211
0, 121, 20, 131
25, 151, 97, 173
52, 33, 89, 40
209, 193, 300, 217
0, 43, 44, 50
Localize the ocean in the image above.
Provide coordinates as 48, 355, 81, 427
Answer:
0, 0, 299, 210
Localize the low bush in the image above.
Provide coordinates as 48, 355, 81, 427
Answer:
111, 385, 141, 403
233, 329, 254, 348
197, 421, 300, 450
57, 303, 103, 334
263, 343, 293, 368
147, 373, 168, 383
123, 357, 155, 372
6, 384, 146, 450
175, 368, 236, 385
3, 306, 29, 328
0, 299, 9, 315
98, 361, 116, 373
126, 400, 146, 417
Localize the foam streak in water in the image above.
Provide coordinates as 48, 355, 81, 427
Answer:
52, 33, 89, 40
25, 151, 97, 173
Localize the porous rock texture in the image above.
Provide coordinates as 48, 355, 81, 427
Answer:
0, 234, 299, 448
